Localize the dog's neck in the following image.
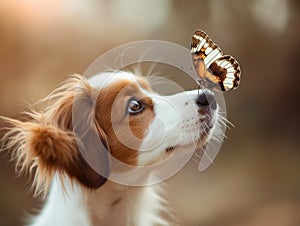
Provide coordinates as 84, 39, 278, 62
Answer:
88, 181, 170, 226
88, 181, 131, 226
31, 176, 169, 226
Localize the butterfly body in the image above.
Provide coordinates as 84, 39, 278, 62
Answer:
191, 30, 241, 91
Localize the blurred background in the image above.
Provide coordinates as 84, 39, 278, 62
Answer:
0, 0, 299, 225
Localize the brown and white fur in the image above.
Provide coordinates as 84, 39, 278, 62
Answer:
0, 71, 221, 226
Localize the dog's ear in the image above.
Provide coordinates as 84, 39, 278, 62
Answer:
0, 75, 110, 194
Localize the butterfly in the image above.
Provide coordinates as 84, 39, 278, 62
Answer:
191, 30, 241, 91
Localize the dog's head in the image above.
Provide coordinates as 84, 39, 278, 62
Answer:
1, 71, 220, 193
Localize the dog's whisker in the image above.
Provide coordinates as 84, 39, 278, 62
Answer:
132, 63, 143, 77
114, 46, 136, 70
145, 61, 160, 78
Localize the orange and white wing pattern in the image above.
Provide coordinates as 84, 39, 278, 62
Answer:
191, 30, 241, 91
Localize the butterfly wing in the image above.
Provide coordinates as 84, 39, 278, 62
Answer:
210, 55, 241, 91
191, 30, 241, 91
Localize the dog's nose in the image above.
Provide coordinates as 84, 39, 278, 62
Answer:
196, 91, 217, 110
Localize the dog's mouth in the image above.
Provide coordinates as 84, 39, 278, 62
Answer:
164, 111, 217, 154
199, 110, 216, 139
165, 145, 179, 153
201, 114, 215, 129
195, 105, 219, 149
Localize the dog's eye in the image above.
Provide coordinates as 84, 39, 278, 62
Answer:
127, 99, 144, 114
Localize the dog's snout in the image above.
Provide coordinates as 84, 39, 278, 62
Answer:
196, 91, 217, 110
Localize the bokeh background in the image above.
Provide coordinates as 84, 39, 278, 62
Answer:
0, 0, 299, 225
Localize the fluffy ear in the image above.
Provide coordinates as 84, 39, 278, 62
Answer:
0, 75, 110, 195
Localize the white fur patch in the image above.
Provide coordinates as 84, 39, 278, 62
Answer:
138, 89, 217, 165
88, 71, 138, 89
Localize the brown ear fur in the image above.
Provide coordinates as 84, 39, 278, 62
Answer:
0, 75, 109, 195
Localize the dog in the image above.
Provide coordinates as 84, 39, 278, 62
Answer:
0, 70, 221, 226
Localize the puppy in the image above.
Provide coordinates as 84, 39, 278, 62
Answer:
1, 71, 220, 226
